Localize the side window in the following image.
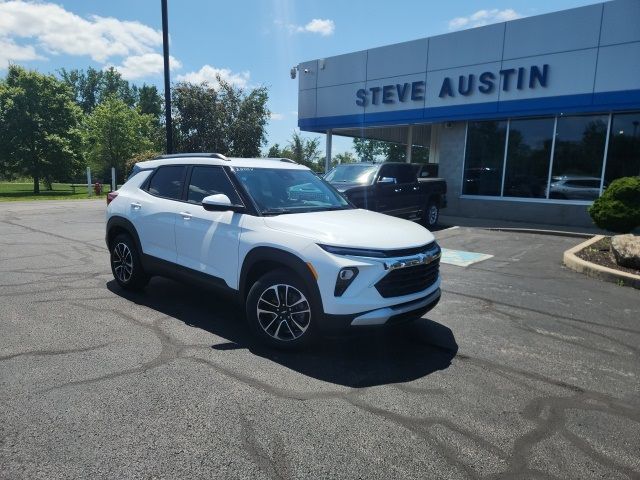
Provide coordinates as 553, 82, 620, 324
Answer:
396, 164, 416, 183
147, 166, 186, 200
378, 164, 399, 183
187, 166, 242, 205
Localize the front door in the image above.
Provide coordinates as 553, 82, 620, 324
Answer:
375, 164, 413, 218
174, 166, 244, 289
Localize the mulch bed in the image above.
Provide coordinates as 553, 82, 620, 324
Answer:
576, 237, 640, 276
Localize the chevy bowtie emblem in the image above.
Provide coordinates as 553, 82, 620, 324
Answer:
384, 251, 440, 271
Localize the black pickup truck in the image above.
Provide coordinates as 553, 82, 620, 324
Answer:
324, 162, 447, 228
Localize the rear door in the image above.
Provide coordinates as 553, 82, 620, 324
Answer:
130, 165, 186, 263
174, 166, 244, 288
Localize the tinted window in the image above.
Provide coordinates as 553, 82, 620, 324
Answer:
605, 112, 640, 185
503, 118, 554, 198
395, 164, 416, 183
550, 115, 607, 200
187, 166, 241, 205
462, 120, 507, 196
148, 166, 186, 199
377, 164, 397, 182
378, 164, 411, 183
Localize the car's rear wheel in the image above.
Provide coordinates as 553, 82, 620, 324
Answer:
110, 233, 149, 290
423, 201, 439, 229
246, 269, 317, 349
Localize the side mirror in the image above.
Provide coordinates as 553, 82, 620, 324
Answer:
378, 177, 396, 184
202, 194, 243, 212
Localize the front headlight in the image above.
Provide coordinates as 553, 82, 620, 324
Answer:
318, 244, 386, 258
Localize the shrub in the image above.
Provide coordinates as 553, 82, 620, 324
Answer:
588, 176, 640, 233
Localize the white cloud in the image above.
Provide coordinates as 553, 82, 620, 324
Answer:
111, 53, 181, 80
299, 18, 335, 36
276, 18, 335, 36
0, 37, 44, 67
270, 112, 284, 120
448, 9, 522, 30
176, 65, 251, 88
0, 0, 163, 63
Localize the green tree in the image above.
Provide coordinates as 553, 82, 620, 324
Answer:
353, 138, 386, 161
101, 67, 138, 107
172, 76, 270, 157
265, 143, 293, 159
59, 66, 138, 114
288, 131, 323, 171
0, 65, 83, 193
137, 84, 163, 119
83, 96, 155, 183
332, 151, 357, 166
353, 138, 429, 163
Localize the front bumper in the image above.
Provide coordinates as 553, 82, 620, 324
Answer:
321, 288, 441, 332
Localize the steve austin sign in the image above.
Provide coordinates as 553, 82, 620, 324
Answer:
355, 64, 549, 106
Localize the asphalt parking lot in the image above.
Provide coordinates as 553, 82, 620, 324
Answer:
1, 200, 639, 479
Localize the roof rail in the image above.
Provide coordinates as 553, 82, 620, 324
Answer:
279, 158, 297, 164
155, 153, 229, 161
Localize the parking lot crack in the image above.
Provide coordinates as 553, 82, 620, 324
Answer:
238, 409, 291, 480
0, 343, 111, 362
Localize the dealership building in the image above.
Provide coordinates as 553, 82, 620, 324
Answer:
296, 0, 640, 227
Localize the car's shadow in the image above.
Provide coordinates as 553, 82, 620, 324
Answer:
107, 277, 458, 388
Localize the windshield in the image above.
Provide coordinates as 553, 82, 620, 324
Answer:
233, 167, 351, 215
325, 165, 378, 184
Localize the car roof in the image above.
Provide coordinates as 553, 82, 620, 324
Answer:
136, 155, 310, 171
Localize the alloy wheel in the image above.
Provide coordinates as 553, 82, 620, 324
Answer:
112, 242, 133, 283
428, 205, 439, 225
256, 284, 311, 341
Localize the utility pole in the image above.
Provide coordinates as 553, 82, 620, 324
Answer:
161, 0, 173, 153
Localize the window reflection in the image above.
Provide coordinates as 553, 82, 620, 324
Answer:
605, 112, 640, 184
549, 115, 607, 200
462, 121, 507, 196
503, 118, 554, 198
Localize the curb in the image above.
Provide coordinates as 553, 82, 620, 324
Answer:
488, 228, 593, 239
563, 235, 640, 289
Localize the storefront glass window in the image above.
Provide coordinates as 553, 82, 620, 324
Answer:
503, 118, 554, 198
549, 115, 608, 200
462, 121, 507, 196
604, 112, 640, 185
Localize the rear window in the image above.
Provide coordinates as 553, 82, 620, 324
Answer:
147, 166, 186, 200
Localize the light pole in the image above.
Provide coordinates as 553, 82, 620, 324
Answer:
161, 0, 173, 154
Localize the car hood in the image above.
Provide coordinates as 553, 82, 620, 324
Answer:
263, 209, 434, 249
329, 182, 365, 193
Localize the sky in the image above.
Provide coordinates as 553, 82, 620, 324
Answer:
0, 0, 601, 155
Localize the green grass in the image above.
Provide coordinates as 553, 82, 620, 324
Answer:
0, 182, 108, 202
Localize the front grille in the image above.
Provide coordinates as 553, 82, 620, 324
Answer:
375, 261, 439, 298
375, 242, 436, 258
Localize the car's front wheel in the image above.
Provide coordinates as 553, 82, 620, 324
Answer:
423, 201, 440, 229
246, 269, 317, 349
110, 233, 149, 290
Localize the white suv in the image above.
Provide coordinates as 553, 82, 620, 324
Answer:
106, 154, 441, 348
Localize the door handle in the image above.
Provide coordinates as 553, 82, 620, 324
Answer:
179, 211, 192, 220
131, 202, 141, 210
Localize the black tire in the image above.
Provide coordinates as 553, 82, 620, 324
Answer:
110, 233, 150, 290
423, 201, 440, 229
246, 269, 318, 349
